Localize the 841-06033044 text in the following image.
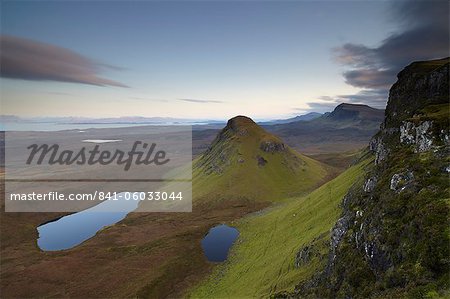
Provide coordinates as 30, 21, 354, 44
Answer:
9, 191, 185, 201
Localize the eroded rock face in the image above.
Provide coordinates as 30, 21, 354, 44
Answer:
362, 238, 392, 273
370, 136, 389, 164
440, 129, 450, 145
400, 121, 435, 152
363, 177, 377, 193
200, 150, 232, 175
329, 215, 350, 262
260, 141, 286, 153
390, 171, 415, 192
295, 245, 313, 268
400, 121, 416, 144
415, 122, 434, 152
368, 60, 449, 166
445, 165, 450, 173
257, 155, 267, 166
384, 60, 449, 129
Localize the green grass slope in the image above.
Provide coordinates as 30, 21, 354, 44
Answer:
189, 154, 372, 298
192, 116, 331, 202
289, 57, 450, 298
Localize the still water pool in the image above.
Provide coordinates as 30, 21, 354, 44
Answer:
201, 224, 239, 262
37, 193, 139, 251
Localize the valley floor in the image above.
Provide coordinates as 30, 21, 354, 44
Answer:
0, 150, 362, 298
0, 172, 267, 298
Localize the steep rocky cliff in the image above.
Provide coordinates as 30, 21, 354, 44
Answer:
283, 58, 449, 298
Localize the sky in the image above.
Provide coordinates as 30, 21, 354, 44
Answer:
0, 0, 448, 120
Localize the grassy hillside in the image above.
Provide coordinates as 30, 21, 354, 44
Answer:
288, 57, 450, 298
192, 116, 331, 202
0, 116, 335, 298
189, 154, 372, 298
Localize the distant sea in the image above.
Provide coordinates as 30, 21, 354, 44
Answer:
0, 122, 208, 132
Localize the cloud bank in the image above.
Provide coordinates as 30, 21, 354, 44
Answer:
315, 0, 449, 111
0, 35, 127, 87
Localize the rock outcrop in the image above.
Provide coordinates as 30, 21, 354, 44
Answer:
371, 58, 449, 164
260, 140, 286, 153
389, 171, 415, 192
288, 58, 450, 298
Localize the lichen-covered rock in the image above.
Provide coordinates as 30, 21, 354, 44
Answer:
400, 120, 435, 152
371, 136, 389, 164
329, 215, 350, 261
440, 129, 450, 145
363, 177, 377, 192
415, 121, 434, 152
295, 245, 312, 268
390, 171, 414, 192
400, 121, 416, 144
260, 140, 286, 153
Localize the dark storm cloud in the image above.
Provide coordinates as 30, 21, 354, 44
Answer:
332, 0, 449, 106
304, 102, 339, 113
178, 98, 223, 104
338, 89, 389, 107
342, 69, 396, 89
320, 89, 389, 108
0, 35, 128, 87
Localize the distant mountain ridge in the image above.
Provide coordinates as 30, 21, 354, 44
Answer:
192, 103, 385, 156
264, 103, 385, 154
324, 103, 384, 122
0, 115, 219, 125
259, 112, 322, 125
